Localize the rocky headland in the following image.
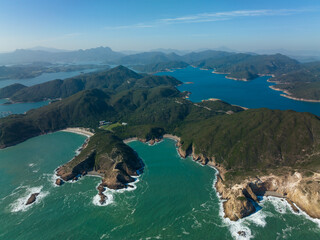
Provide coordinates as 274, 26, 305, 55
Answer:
56, 131, 144, 193
175, 139, 320, 221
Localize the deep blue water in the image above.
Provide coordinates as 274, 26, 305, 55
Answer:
156, 67, 320, 116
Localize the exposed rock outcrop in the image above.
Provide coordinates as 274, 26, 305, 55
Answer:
55, 178, 64, 186
56, 131, 144, 191
97, 184, 107, 204
26, 193, 39, 205
176, 140, 320, 221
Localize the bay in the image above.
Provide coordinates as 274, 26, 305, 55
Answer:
156, 67, 320, 116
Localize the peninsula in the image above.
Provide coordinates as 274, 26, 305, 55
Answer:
0, 66, 319, 221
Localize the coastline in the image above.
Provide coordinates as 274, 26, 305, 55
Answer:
60, 127, 94, 137
201, 98, 249, 110
225, 76, 249, 82
269, 85, 320, 103
169, 135, 320, 224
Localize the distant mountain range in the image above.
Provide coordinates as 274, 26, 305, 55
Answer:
1, 46, 319, 65
1, 46, 319, 100
0, 47, 124, 65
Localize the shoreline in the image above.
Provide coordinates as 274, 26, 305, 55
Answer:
60, 127, 94, 137
269, 85, 320, 103
168, 136, 320, 225
201, 98, 249, 110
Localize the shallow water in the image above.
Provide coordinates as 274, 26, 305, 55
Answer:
156, 67, 320, 116
0, 134, 319, 239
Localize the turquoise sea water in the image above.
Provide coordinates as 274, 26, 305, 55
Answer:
0, 134, 319, 239
156, 67, 320, 116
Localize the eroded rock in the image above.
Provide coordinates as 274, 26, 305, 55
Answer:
26, 193, 39, 205
55, 178, 64, 186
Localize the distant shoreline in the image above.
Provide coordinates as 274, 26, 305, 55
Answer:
269, 85, 320, 103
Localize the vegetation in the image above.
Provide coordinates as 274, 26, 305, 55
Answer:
101, 122, 122, 132
270, 61, 320, 100
57, 130, 144, 189
0, 66, 320, 186
132, 61, 189, 73
0, 65, 181, 102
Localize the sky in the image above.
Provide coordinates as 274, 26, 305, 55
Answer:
0, 0, 319, 52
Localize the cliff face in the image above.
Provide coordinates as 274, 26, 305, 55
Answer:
56, 131, 144, 190
216, 168, 320, 221
177, 141, 320, 221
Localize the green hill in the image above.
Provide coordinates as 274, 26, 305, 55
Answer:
0, 66, 320, 187
0, 83, 27, 98
0, 65, 181, 102
195, 53, 301, 80
132, 61, 189, 73
57, 131, 143, 189
270, 61, 320, 100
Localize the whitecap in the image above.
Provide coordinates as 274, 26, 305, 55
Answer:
213, 177, 254, 240
92, 191, 114, 207
10, 186, 49, 213
92, 176, 140, 206
266, 196, 320, 228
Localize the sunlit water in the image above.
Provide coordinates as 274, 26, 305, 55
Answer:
156, 67, 320, 116
0, 134, 319, 240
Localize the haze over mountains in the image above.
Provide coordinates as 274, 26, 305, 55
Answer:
1, 46, 320, 65
1, 46, 320, 101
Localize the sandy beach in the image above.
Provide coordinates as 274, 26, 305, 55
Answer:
123, 137, 138, 144
61, 128, 94, 137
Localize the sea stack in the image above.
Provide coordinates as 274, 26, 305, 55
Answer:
26, 193, 39, 205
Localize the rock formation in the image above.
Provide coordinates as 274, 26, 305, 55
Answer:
26, 193, 39, 205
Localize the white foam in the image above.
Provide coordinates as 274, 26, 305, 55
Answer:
28, 163, 36, 167
10, 186, 49, 213
213, 177, 254, 240
44, 171, 60, 187
92, 191, 114, 207
92, 176, 140, 206
265, 196, 320, 228
217, 197, 254, 240
262, 196, 287, 214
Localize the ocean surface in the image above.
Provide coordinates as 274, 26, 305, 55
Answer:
156, 67, 320, 116
0, 68, 98, 118
0, 134, 319, 240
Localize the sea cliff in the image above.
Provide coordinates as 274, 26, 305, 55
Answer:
175, 139, 320, 221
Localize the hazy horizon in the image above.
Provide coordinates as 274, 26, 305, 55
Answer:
0, 0, 319, 53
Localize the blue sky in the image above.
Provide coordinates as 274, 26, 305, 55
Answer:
0, 0, 319, 52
